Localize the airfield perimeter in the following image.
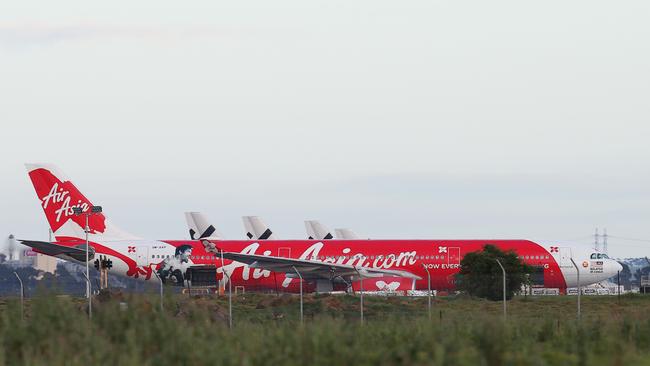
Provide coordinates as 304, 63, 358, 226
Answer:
1, 293, 650, 366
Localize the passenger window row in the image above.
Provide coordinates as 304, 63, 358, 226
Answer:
518, 255, 550, 260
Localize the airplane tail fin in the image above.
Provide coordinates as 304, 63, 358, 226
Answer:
335, 228, 361, 240
305, 220, 334, 240
184, 212, 222, 240
25, 164, 139, 242
242, 216, 276, 240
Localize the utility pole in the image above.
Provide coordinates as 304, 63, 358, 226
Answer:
603, 228, 608, 255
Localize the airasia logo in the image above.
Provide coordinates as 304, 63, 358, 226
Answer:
218, 242, 418, 288
42, 183, 90, 223
29, 168, 106, 234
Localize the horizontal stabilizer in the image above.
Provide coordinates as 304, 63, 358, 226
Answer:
19, 240, 93, 262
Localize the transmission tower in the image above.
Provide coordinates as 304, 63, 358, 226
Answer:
594, 228, 600, 251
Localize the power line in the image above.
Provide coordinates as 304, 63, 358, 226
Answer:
569, 239, 650, 249
609, 235, 650, 243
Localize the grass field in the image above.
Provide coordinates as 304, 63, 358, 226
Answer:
1, 292, 650, 365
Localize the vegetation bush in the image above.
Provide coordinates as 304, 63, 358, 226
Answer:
456, 244, 532, 300
0, 293, 649, 365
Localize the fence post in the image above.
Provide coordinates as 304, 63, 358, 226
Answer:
354, 267, 364, 324
13, 272, 24, 320
617, 270, 621, 302
220, 250, 233, 329
495, 259, 507, 321
421, 263, 432, 320
569, 258, 581, 320
292, 266, 303, 324
153, 271, 164, 311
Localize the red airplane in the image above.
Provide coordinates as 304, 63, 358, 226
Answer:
21, 164, 621, 293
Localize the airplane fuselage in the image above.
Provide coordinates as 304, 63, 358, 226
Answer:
63, 238, 619, 293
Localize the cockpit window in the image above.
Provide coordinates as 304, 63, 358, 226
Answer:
591, 253, 610, 259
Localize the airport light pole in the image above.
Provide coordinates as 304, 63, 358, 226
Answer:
13, 272, 23, 320
153, 271, 164, 311
81, 272, 92, 319
73, 206, 102, 300
354, 267, 364, 324
422, 263, 432, 320
292, 266, 303, 324
220, 250, 233, 329
569, 258, 581, 320
495, 259, 507, 320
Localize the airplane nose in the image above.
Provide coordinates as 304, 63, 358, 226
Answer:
614, 260, 623, 273
605, 260, 623, 278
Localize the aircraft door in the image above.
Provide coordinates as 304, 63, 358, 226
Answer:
559, 247, 572, 268
448, 247, 461, 265
278, 247, 291, 258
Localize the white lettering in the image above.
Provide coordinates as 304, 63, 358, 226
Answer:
41, 183, 89, 222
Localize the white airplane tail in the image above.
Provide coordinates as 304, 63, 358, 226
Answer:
242, 216, 276, 240
184, 212, 222, 240
335, 228, 361, 240
305, 220, 334, 240
25, 164, 139, 242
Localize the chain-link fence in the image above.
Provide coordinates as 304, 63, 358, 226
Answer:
1, 259, 646, 311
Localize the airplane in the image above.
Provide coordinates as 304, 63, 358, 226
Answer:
242, 216, 276, 240
21, 164, 622, 294
305, 220, 334, 240
185, 212, 222, 240
187, 213, 278, 241
306, 220, 361, 240
335, 228, 360, 240
187, 214, 356, 242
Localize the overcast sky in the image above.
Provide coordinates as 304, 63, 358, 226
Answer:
1, 1, 649, 257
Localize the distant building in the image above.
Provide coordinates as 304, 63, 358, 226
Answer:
34, 254, 57, 274
2, 234, 57, 274
3, 234, 20, 261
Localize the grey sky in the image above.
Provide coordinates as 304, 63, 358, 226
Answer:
1, 1, 649, 257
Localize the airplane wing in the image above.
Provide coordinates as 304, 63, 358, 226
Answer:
18, 240, 91, 262
220, 252, 421, 280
